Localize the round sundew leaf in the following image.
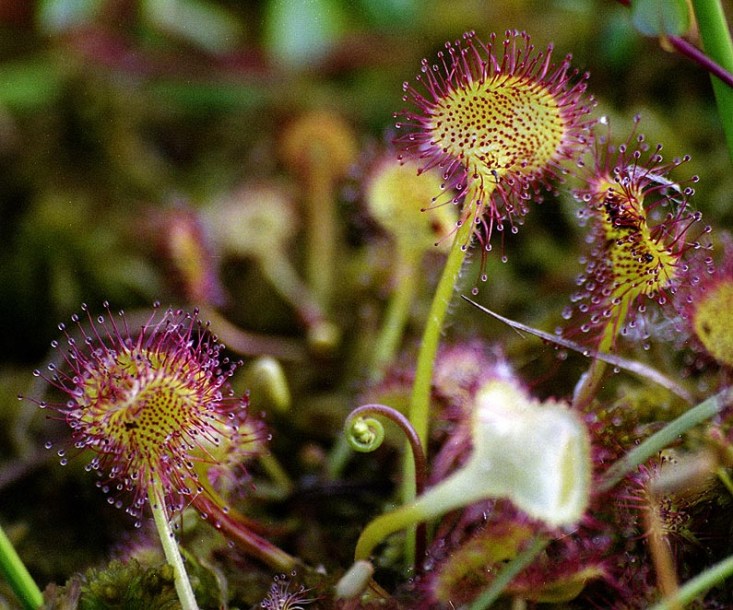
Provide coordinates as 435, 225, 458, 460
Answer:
693, 280, 733, 367
396, 30, 596, 258
366, 158, 457, 255
28, 304, 258, 519
631, 0, 690, 37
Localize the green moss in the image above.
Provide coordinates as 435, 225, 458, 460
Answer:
44, 560, 180, 610
79, 560, 180, 610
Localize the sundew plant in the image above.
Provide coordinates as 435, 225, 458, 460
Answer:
2, 1, 733, 609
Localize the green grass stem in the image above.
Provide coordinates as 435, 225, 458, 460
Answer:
691, 0, 733, 163
598, 387, 732, 494
0, 522, 43, 610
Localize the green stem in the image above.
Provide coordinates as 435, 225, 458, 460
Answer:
346, 403, 429, 563
259, 251, 327, 331
354, 495, 431, 561
691, 0, 733, 163
370, 248, 421, 382
598, 387, 732, 494
148, 482, 199, 610
258, 452, 295, 496
408, 209, 478, 450
325, 434, 353, 480
647, 552, 733, 610
355, 465, 482, 561
259, 252, 340, 353
0, 523, 43, 610
716, 466, 733, 496
304, 151, 337, 310
400, 209, 477, 564
571, 359, 608, 409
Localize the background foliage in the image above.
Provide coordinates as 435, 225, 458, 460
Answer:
1, 0, 732, 608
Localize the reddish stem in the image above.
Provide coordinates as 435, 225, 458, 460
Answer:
669, 35, 733, 88
612, 0, 733, 88
191, 493, 297, 572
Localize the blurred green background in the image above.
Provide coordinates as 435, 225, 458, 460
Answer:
0, 0, 731, 363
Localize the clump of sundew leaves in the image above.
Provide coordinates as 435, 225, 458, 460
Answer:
2, 2, 733, 610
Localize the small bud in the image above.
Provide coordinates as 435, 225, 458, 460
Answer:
335, 560, 374, 599
241, 357, 291, 413
306, 319, 341, 356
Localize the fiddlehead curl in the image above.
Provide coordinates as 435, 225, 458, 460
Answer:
345, 414, 386, 453
343, 403, 428, 564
